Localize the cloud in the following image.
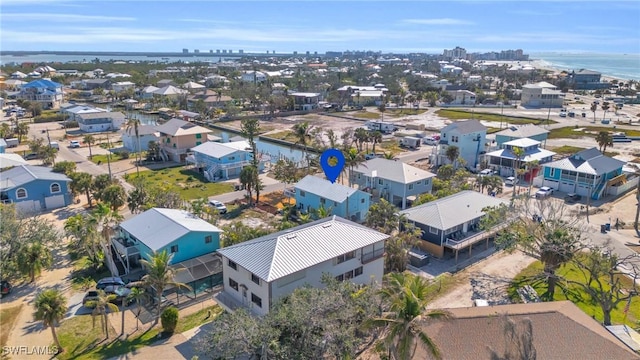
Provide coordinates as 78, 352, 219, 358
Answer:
402, 18, 474, 25
1, 13, 135, 22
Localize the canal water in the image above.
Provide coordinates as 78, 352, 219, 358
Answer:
130, 111, 306, 163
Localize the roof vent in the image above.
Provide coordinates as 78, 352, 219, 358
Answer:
322, 223, 332, 228
286, 234, 297, 240
510, 126, 517, 131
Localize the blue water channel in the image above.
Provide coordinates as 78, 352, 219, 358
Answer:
132, 111, 306, 163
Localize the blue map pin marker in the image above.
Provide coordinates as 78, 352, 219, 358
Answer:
320, 148, 345, 183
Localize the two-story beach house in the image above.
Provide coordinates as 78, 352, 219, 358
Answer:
294, 175, 371, 222
400, 191, 508, 262
521, 82, 565, 108
17, 79, 63, 109
289, 92, 322, 111
155, 118, 212, 162
215, 216, 388, 316
494, 125, 549, 148
77, 111, 126, 133
485, 138, 556, 179
438, 120, 487, 170
187, 140, 265, 181
0, 165, 72, 213
121, 124, 159, 152
110, 208, 222, 277
540, 148, 627, 200
351, 158, 436, 209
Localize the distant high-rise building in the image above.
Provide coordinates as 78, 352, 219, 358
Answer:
222, 50, 227, 54
293, 51, 298, 55
239, 49, 244, 54
443, 46, 466, 60
314, 51, 318, 55
228, 49, 232, 54
182, 48, 189, 53
306, 51, 310, 56
194, 49, 199, 53
209, 50, 213, 53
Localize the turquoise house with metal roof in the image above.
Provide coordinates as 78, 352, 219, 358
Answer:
294, 175, 371, 222
0, 165, 72, 213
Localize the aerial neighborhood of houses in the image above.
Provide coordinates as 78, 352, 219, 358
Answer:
2, 46, 640, 359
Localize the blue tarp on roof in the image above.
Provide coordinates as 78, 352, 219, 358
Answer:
22, 79, 62, 89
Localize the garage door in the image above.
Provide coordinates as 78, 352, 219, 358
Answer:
576, 184, 590, 197
16, 200, 39, 214
559, 181, 574, 194
45, 195, 66, 209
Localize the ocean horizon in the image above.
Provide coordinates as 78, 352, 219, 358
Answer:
530, 52, 640, 82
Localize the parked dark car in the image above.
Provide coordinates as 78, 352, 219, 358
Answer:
103, 285, 132, 305
82, 290, 100, 308
564, 193, 582, 203
1, 280, 12, 297
96, 277, 126, 290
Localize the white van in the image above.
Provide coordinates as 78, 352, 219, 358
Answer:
49, 141, 60, 150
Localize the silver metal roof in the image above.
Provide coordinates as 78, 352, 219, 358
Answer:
191, 141, 245, 159
155, 118, 211, 136
119, 208, 221, 251
495, 125, 549, 138
440, 120, 486, 135
400, 190, 507, 230
294, 175, 359, 203
352, 158, 435, 184
217, 216, 389, 282
544, 148, 626, 175
0, 165, 71, 190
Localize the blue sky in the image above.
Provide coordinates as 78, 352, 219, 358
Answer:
1, 1, 639, 54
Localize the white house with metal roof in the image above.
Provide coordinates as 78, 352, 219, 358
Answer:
352, 158, 436, 209
521, 82, 565, 108
110, 208, 222, 276
400, 190, 508, 260
486, 138, 556, 178
540, 148, 627, 200
494, 125, 549, 148
294, 175, 371, 222
0, 165, 72, 213
187, 140, 265, 181
121, 124, 159, 152
77, 111, 126, 132
215, 216, 387, 316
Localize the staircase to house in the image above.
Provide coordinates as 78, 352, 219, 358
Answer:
592, 177, 607, 200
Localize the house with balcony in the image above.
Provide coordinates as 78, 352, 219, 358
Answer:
17, 79, 63, 109
77, 111, 126, 133
294, 175, 371, 222
494, 125, 549, 148
121, 124, 159, 152
568, 69, 610, 90
521, 82, 565, 108
485, 138, 556, 179
215, 216, 387, 316
540, 148, 627, 200
61, 104, 107, 121
445, 90, 476, 106
289, 92, 322, 111
187, 140, 264, 181
110, 208, 222, 277
155, 118, 212, 162
400, 191, 508, 262
438, 120, 487, 170
351, 158, 435, 209
0, 165, 72, 214
241, 71, 267, 83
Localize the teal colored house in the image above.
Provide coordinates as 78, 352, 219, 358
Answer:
0, 139, 6, 154
494, 125, 549, 148
187, 140, 266, 181
0, 165, 72, 214
110, 208, 222, 276
540, 148, 626, 200
294, 175, 371, 222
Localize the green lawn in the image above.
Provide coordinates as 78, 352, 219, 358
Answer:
510, 260, 640, 326
350, 111, 382, 120
436, 109, 555, 125
262, 130, 299, 143
0, 305, 22, 351
385, 109, 427, 117
550, 145, 586, 155
56, 305, 222, 360
124, 166, 234, 200
549, 126, 640, 139
89, 153, 128, 164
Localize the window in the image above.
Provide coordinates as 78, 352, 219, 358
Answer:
320, 197, 325, 205
251, 273, 260, 285
251, 293, 262, 308
378, 179, 383, 185
549, 168, 556, 177
229, 278, 238, 291
429, 226, 438, 234
166, 138, 171, 143
344, 270, 354, 280
16, 188, 27, 199
360, 198, 365, 204
336, 251, 356, 264
195, 133, 202, 139
408, 184, 413, 190
205, 235, 212, 244
50, 183, 61, 193
335, 274, 344, 281
334, 201, 338, 207
229, 156, 235, 160
299, 190, 305, 197
196, 141, 202, 146
228, 260, 237, 270
170, 245, 178, 253
354, 266, 363, 277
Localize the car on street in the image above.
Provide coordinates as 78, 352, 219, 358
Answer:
1, 280, 12, 297
69, 140, 80, 148
209, 199, 227, 214
24, 153, 40, 160
103, 285, 132, 305
505, 176, 518, 186
96, 276, 126, 290
478, 169, 497, 177
535, 186, 554, 198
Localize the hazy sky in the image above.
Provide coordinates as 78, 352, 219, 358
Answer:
1, 0, 639, 54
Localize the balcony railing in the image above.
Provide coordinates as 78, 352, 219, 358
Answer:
361, 248, 385, 264
111, 237, 140, 256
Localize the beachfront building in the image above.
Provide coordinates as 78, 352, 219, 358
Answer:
521, 82, 565, 108
215, 216, 388, 316
437, 120, 487, 170
351, 158, 435, 210
568, 69, 610, 90
294, 175, 371, 222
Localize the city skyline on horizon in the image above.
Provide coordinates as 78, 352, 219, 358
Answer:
1, 1, 639, 55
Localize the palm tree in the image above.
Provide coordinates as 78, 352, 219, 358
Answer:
526, 160, 541, 196
378, 103, 387, 122
39, 146, 58, 166
125, 118, 142, 175
89, 290, 119, 338
127, 287, 148, 330
511, 147, 525, 199
595, 131, 613, 153
16, 122, 30, 142
354, 128, 369, 153
601, 101, 610, 121
590, 102, 598, 123
445, 145, 460, 168
83, 135, 95, 159
343, 148, 366, 186
141, 250, 191, 320
312, 204, 333, 220
69, 172, 93, 208
383, 151, 397, 160
34, 289, 67, 354
18, 241, 52, 282
292, 121, 312, 168
367, 273, 451, 359
370, 131, 383, 153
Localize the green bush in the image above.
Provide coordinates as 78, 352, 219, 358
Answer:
161, 307, 179, 333
33, 114, 64, 123
115, 149, 130, 159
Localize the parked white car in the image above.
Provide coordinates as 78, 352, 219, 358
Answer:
535, 186, 554, 198
505, 176, 518, 186
209, 199, 227, 214
69, 140, 80, 148
479, 169, 497, 177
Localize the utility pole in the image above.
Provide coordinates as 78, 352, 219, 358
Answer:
46, 129, 51, 146
106, 133, 112, 180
